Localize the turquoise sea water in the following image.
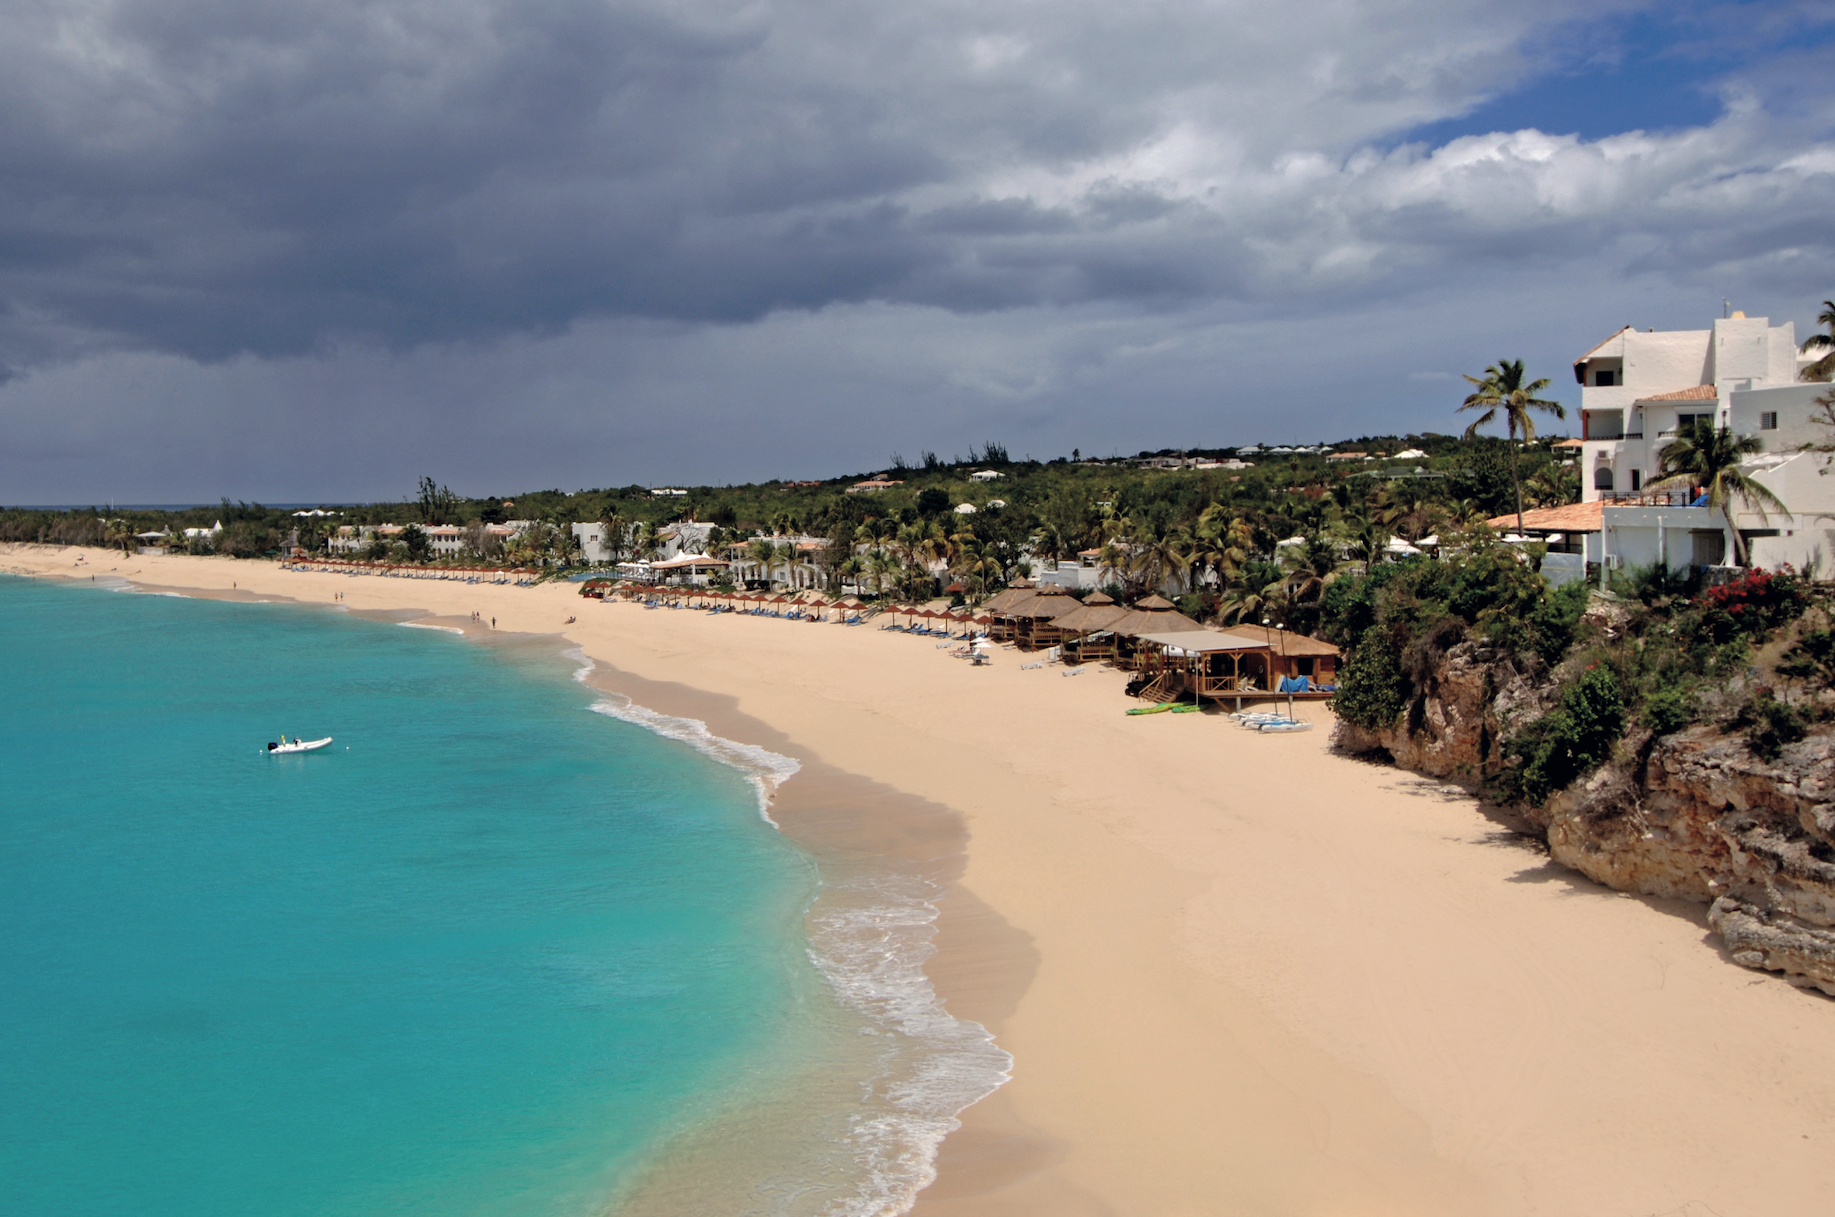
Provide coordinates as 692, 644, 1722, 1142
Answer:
0, 577, 854, 1217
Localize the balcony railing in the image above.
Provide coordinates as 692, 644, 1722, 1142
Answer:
1597, 490, 1701, 507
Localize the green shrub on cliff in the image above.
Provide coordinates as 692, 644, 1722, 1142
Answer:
1500, 664, 1625, 805
1323, 535, 1594, 736
1736, 691, 1808, 760
1332, 628, 1408, 729
1778, 629, 1835, 690
1641, 685, 1695, 738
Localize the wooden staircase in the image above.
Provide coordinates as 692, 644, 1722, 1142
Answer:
1133, 673, 1178, 704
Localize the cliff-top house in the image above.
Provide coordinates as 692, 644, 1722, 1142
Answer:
1574, 311, 1832, 576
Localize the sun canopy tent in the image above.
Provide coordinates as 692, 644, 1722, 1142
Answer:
638, 552, 731, 587
650, 554, 730, 569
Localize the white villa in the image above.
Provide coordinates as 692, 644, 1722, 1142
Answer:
571, 519, 717, 565
1573, 312, 1832, 576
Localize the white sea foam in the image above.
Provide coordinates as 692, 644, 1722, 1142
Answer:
567, 647, 1010, 1215
803, 872, 1013, 1217
399, 621, 465, 636
569, 649, 801, 824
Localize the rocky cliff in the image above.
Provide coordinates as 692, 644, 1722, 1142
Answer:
1334, 643, 1835, 997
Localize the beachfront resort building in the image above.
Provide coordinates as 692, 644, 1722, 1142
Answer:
1574, 312, 1833, 575
571, 520, 718, 565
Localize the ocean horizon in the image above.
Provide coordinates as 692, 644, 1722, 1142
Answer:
0, 575, 1003, 1217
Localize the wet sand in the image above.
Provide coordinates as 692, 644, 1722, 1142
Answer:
8, 545, 1835, 1216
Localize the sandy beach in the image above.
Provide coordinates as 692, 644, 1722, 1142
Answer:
9, 545, 1834, 1216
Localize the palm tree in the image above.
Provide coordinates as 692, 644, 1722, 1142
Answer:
950, 530, 1001, 599
1277, 534, 1349, 607
1458, 359, 1566, 534
1338, 514, 1391, 576
1800, 299, 1835, 382
1128, 516, 1193, 596
1191, 505, 1252, 590
1523, 463, 1578, 509
1646, 423, 1787, 566
1216, 572, 1274, 626
746, 538, 776, 586
866, 548, 900, 599
1372, 479, 1424, 534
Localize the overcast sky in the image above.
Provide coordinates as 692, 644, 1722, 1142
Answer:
2, 0, 1831, 504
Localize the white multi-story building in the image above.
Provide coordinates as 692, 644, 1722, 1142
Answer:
1574, 312, 1833, 574
571, 519, 717, 564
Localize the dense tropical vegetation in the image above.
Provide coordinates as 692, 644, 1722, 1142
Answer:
1, 430, 1570, 599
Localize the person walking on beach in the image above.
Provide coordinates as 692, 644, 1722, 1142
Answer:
491, 617, 496, 629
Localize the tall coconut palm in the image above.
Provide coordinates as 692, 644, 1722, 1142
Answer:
1217, 570, 1283, 627
773, 541, 798, 587
1338, 514, 1391, 576
746, 537, 776, 585
1646, 423, 1787, 566
601, 510, 631, 565
1457, 359, 1566, 534
1278, 533, 1350, 606
1192, 505, 1252, 589
1799, 299, 1835, 382
1523, 463, 1578, 509
1128, 516, 1193, 596
952, 532, 1002, 599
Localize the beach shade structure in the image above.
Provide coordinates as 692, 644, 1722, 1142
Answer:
1215, 624, 1342, 697
981, 586, 1042, 641
1105, 595, 1206, 669
980, 585, 1037, 615
1049, 592, 1129, 661
1004, 583, 1074, 649
1130, 628, 1276, 710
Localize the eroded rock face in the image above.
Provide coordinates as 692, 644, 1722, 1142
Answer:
1333, 653, 1835, 993
1709, 899, 1835, 997
1332, 641, 1549, 782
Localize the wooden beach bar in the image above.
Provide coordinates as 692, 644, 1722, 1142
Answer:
1129, 625, 1341, 708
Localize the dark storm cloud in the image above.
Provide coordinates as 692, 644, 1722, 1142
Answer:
0, 0, 1633, 367
1, 0, 1832, 503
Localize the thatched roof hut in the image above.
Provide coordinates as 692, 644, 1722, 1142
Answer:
1048, 591, 1128, 635
1107, 595, 1205, 638
1215, 624, 1342, 657
1005, 583, 1073, 619
981, 586, 1037, 614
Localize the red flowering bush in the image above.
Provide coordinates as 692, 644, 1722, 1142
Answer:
1693, 566, 1808, 641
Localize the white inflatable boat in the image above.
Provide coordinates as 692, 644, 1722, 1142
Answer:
267, 736, 333, 754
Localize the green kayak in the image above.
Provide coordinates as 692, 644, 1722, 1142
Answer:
1126, 702, 1175, 715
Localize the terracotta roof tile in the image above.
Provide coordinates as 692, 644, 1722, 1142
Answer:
1635, 384, 1718, 402
1484, 501, 1604, 533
